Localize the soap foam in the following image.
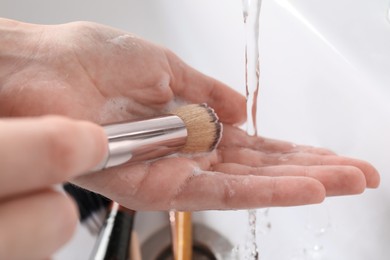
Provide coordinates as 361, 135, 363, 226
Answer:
107, 34, 138, 50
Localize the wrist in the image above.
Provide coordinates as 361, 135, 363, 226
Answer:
0, 18, 44, 80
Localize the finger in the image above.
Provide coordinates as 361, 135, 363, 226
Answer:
74, 157, 325, 211
73, 157, 200, 210
220, 148, 380, 188
165, 51, 246, 125
220, 125, 336, 155
0, 116, 107, 198
170, 173, 326, 211
0, 189, 79, 260
213, 163, 366, 196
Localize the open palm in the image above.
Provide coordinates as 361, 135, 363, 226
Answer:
0, 21, 379, 211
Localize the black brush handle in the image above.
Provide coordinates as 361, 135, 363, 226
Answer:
63, 184, 111, 220
90, 202, 135, 260
103, 209, 134, 260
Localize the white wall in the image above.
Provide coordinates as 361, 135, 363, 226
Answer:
1, 0, 390, 259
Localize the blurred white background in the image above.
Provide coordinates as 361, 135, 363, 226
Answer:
1, 0, 390, 259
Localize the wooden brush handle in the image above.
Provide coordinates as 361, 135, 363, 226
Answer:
173, 211, 192, 260
130, 231, 142, 260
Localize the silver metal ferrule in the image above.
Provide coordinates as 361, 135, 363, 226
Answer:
94, 115, 187, 171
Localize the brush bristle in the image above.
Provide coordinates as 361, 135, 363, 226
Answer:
172, 104, 222, 153
63, 184, 110, 234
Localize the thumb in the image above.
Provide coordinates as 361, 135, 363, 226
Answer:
0, 116, 108, 198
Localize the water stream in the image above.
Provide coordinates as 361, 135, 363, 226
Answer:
242, 0, 261, 137
240, 1, 333, 259
241, 0, 263, 259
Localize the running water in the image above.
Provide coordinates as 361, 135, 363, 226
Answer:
241, 0, 263, 259
242, 0, 261, 137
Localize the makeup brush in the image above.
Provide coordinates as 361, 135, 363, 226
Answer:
94, 103, 222, 171
65, 103, 222, 260
67, 102, 221, 225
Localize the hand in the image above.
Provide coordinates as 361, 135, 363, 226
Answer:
0, 19, 243, 124
75, 124, 379, 211
0, 19, 379, 213
0, 116, 107, 260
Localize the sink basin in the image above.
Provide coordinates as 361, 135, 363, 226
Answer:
1, 0, 390, 259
